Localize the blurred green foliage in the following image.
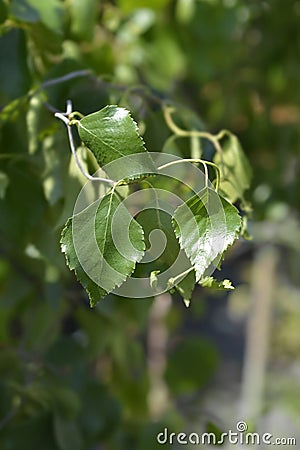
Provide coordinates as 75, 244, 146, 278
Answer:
0, 0, 299, 449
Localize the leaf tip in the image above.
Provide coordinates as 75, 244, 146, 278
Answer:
183, 298, 191, 308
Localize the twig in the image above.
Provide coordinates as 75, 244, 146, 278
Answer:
42, 101, 60, 114
54, 100, 115, 185
93, 78, 164, 106
163, 105, 224, 155
167, 267, 194, 286
157, 158, 221, 192
33, 70, 91, 96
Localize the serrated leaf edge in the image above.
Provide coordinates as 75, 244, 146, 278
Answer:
60, 212, 145, 305
78, 106, 147, 161
171, 199, 242, 281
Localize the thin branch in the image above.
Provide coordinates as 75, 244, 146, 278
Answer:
163, 105, 223, 154
28, 71, 92, 114
66, 99, 72, 115
167, 267, 194, 286
157, 158, 221, 192
34, 70, 91, 95
202, 161, 209, 188
94, 78, 164, 106
42, 101, 60, 114
67, 123, 114, 184
54, 100, 115, 185
215, 129, 230, 141
54, 111, 69, 126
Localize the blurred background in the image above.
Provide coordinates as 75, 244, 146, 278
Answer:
0, 0, 299, 449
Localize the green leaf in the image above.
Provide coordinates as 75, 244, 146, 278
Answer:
165, 337, 219, 394
79, 382, 121, 439
175, 269, 196, 307
0, 96, 28, 124
117, 0, 170, 13
214, 132, 252, 204
199, 276, 234, 290
51, 387, 81, 420
77, 105, 155, 180
0, 0, 7, 24
176, 0, 195, 24
8, 381, 51, 409
55, 146, 90, 227
10, 0, 64, 33
0, 171, 9, 199
42, 134, 65, 206
172, 188, 242, 281
61, 190, 145, 306
28, 22, 62, 56
136, 206, 195, 302
240, 215, 252, 240
26, 94, 44, 154
54, 414, 83, 450
70, 0, 98, 41
0, 29, 31, 104
136, 208, 179, 267
10, 0, 39, 23
1, 413, 58, 450
150, 270, 160, 289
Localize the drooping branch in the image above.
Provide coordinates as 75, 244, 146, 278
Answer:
163, 105, 224, 155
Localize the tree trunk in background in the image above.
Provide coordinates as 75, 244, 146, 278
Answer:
239, 245, 279, 425
147, 293, 172, 418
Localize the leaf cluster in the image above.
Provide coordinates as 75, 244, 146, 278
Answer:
60, 105, 251, 307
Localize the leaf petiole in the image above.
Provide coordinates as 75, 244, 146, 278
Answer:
167, 267, 194, 287
55, 101, 115, 185
157, 158, 220, 192
163, 105, 223, 155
